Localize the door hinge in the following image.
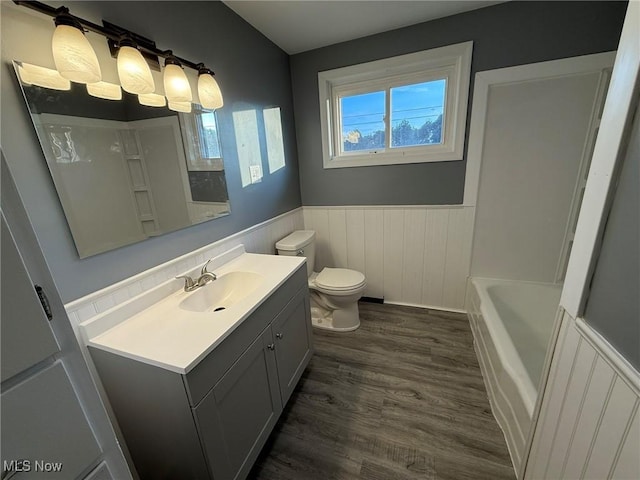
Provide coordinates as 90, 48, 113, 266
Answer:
34, 284, 53, 321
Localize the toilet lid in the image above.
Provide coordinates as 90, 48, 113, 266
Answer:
315, 268, 365, 291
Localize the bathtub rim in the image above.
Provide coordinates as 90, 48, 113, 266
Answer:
470, 276, 561, 418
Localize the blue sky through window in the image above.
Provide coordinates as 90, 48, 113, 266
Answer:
391, 79, 445, 129
340, 91, 385, 137
340, 79, 446, 151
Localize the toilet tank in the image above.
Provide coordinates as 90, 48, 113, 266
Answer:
276, 230, 315, 278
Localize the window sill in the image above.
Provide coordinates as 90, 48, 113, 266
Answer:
323, 149, 462, 169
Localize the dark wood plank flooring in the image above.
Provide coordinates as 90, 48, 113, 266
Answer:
249, 302, 515, 480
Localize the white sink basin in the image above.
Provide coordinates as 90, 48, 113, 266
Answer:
178, 271, 265, 313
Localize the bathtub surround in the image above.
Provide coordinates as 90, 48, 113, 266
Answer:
464, 52, 619, 479
1, 1, 301, 303
468, 53, 614, 284
291, 1, 626, 207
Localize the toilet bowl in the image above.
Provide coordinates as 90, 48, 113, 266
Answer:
276, 230, 366, 332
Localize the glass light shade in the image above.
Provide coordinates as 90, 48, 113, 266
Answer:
168, 101, 192, 113
86, 81, 122, 100
197, 73, 223, 109
117, 45, 155, 94
138, 93, 167, 107
52, 24, 101, 84
18, 63, 71, 91
164, 64, 192, 102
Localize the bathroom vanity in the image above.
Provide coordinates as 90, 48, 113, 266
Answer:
85, 251, 313, 479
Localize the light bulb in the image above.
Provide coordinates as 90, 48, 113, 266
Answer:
86, 81, 122, 100
18, 63, 71, 90
117, 44, 155, 94
138, 93, 167, 107
168, 101, 192, 113
197, 71, 223, 109
164, 60, 192, 103
51, 23, 101, 84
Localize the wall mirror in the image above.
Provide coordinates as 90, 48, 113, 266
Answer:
13, 60, 230, 258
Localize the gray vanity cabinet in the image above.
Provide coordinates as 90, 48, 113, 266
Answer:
272, 287, 313, 404
194, 285, 313, 480
195, 327, 282, 480
90, 264, 313, 480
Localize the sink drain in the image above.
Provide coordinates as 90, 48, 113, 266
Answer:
213, 306, 226, 312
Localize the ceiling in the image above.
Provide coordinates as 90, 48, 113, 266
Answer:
222, 1, 504, 55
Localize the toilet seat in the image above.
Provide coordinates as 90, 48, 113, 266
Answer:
312, 268, 366, 295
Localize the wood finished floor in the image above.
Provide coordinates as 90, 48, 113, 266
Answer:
248, 302, 515, 480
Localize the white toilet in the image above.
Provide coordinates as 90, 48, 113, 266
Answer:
276, 230, 366, 332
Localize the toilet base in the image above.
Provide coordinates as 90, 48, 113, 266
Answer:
309, 297, 361, 332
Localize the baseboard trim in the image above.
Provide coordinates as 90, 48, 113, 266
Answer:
383, 299, 467, 314
360, 296, 384, 304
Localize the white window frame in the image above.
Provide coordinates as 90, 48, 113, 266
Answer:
318, 41, 473, 169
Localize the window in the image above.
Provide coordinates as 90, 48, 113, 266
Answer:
318, 42, 472, 169
179, 105, 223, 171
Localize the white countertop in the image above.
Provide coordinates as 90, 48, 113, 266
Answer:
83, 251, 305, 374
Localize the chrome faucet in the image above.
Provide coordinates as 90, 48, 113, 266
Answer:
176, 260, 217, 292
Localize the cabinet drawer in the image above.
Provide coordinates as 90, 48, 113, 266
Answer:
185, 264, 307, 406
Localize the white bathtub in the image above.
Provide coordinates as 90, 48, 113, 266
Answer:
466, 277, 561, 474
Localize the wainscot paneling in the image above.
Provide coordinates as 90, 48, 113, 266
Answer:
303, 206, 475, 312
526, 311, 640, 479
65, 208, 304, 323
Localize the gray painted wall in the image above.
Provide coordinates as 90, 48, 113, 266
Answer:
291, 1, 627, 206
1, 1, 301, 302
584, 101, 639, 370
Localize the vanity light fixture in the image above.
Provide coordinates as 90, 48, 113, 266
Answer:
14, 0, 224, 109
138, 93, 167, 107
51, 7, 101, 84
168, 101, 192, 113
164, 55, 192, 103
197, 65, 224, 110
117, 37, 155, 94
86, 81, 122, 100
17, 62, 71, 90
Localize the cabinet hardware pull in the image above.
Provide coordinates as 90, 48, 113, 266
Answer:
267, 343, 275, 351
276, 333, 283, 339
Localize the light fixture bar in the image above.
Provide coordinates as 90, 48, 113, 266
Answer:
13, 0, 215, 75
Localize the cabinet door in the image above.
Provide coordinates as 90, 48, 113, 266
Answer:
1, 215, 59, 382
194, 327, 282, 480
272, 287, 313, 404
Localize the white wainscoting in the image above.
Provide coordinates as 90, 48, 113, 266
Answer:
303, 205, 475, 312
65, 207, 304, 323
526, 312, 639, 479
